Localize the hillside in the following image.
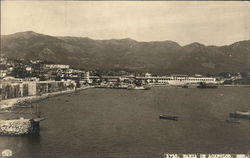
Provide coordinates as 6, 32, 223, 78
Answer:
1, 31, 249, 74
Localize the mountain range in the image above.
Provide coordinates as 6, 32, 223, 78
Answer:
1, 31, 249, 75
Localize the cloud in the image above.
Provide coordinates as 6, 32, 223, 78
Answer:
1, 1, 249, 46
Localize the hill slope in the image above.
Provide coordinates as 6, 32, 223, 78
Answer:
1, 31, 249, 74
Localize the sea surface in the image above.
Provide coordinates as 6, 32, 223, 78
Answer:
0, 87, 249, 158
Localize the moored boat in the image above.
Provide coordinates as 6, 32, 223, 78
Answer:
226, 119, 240, 124
111, 86, 128, 89
229, 111, 250, 119
182, 85, 188, 88
128, 86, 150, 90
159, 115, 178, 121
197, 82, 218, 88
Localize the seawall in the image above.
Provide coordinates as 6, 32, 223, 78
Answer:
0, 86, 93, 110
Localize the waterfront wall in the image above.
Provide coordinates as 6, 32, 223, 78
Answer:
0, 80, 76, 100
0, 118, 32, 135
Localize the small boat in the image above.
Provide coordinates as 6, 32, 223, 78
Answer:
128, 86, 150, 90
133, 86, 146, 90
197, 82, 218, 88
112, 86, 128, 89
159, 115, 178, 121
33, 117, 46, 122
226, 119, 240, 124
229, 111, 250, 119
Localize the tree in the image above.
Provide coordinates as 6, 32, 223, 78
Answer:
135, 79, 142, 86
55, 76, 62, 81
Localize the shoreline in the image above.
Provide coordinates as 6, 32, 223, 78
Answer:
1, 84, 248, 110
221, 85, 250, 87
0, 86, 93, 110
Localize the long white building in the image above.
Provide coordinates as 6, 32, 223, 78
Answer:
136, 74, 217, 85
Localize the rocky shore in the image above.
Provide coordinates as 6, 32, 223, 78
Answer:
0, 118, 32, 135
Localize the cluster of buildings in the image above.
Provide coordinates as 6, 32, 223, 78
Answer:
0, 58, 88, 101
135, 73, 216, 85
1, 57, 249, 101
0, 57, 88, 81
86, 73, 217, 86
0, 77, 77, 100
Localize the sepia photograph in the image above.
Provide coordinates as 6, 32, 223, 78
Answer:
0, 1, 249, 158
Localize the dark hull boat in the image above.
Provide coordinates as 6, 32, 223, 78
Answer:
197, 82, 218, 88
197, 85, 218, 88
159, 115, 178, 121
226, 119, 240, 124
229, 111, 250, 119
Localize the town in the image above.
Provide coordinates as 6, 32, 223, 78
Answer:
0, 57, 249, 103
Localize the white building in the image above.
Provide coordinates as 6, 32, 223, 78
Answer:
44, 64, 70, 69
136, 75, 217, 85
26, 67, 32, 72
0, 70, 7, 78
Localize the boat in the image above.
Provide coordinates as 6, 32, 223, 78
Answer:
133, 86, 145, 90
128, 86, 150, 90
112, 86, 128, 89
143, 87, 151, 90
226, 119, 240, 124
197, 82, 218, 88
159, 115, 178, 121
182, 85, 188, 88
229, 111, 250, 119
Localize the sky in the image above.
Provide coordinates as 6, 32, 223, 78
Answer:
1, 1, 249, 46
